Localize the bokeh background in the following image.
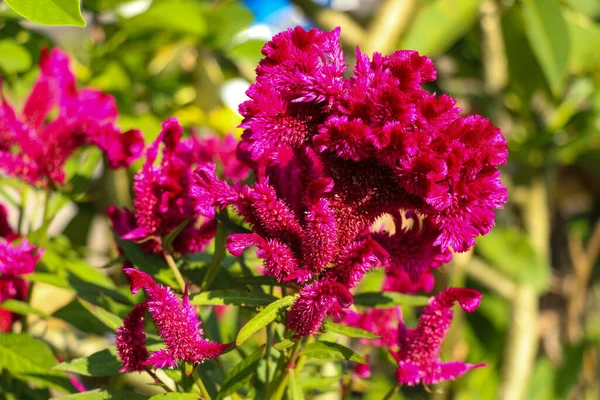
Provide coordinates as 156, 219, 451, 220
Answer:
0, 0, 599, 399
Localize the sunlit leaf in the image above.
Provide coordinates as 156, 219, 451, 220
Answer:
0, 41, 32, 74
216, 345, 264, 400
353, 292, 429, 308
236, 296, 295, 346
322, 321, 380, 340
190, 289, 277, 307
5, 0, 85, 27
300, 341, 365, 364
59, 389, 148, 399
53, 348, 122, 377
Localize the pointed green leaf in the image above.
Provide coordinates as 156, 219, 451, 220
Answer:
274, 339, 295, 351
5, 0, 85, 27
231, 276, 292, 288
236, 296, 295, 347
190, 289, 277, 307
0, 299, 48, 318
57, 389, 148, 399
77, 298, 123, 331
522, 0, 570, 96
216, 345, 264, 400
352, 292, 429, 308
322, 321, 380, 340
301, 341, 365, 364
53, 348, 122, 377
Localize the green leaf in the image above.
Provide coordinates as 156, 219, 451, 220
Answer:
53, 348, 122, 377
0, 334, 74, 393
57, 389, 148, 399
522, 0, 570, 96
353, 292, 429, 308
113, 232, 178, 288
127, 0, 205, 36
564, 9, 600, 74
476, 227, 551, 292
0, 299, 48, 318
273, 339, 295, 351
322, 321, 380, 340
5, 0, 85, 27
300, 341, 365, 364
163, 217, 192, 252
149, 394, 200, 400
216, 345, 264, 400
205, 2, 253, 48
236, 296, 296, 347
287, 370, 305, 400
0, 41, 32, 74
77, 298, 123, 331
400, 0, 482, 57
190, 289, 277, 307
201, 221, 227, 290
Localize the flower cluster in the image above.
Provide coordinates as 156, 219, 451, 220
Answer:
116, 268, 228, 371
109, 118, 249, 256
193, 26, 507, 336
0, 48, 143, 187
0, 205, 42, 332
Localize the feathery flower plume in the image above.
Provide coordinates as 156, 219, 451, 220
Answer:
122, 268, 228, 369
192, 25, 507, 337
0, 48, 143, 187
109, 118, 220, 256
115, 303, 149, 373
391, 287, 485, 386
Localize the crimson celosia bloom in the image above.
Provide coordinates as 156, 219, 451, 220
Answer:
374, 211, 452, 294
193, 26, 507, 337
0, 205, 42, 332
0, 49, 143, 187
391, 287, 485, 386
115, 303, 150, 373
109, 118, 223, 256
119, 268, 228, 369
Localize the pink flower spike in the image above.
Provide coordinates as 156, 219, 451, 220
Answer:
116, 303, 149, 373
391, 287, 485, 386
123, 269, 227, 368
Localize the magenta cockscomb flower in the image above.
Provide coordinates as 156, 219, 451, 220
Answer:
0, 48, 143, 187
115, 303, 150, 373
391, 287, 485, 386
237, 27, 507, 253
193, 26, 507, 337
0, 238, 43, 275
109, 118, 218, 256
0, 205, 41, 332
374, 211, 452, 293
121, 268, 228, 369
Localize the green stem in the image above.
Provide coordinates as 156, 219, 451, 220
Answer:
382, 383, 400, 400
39, 188, 52, 246
145, 368, 173, 392
265, 287, 274, 382
18, 186, 28, 235
163, 248, 186, 293
193, 367, 211, 400
269, 339, 302, 400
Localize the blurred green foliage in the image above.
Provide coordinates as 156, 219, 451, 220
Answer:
0, 0, 599, 399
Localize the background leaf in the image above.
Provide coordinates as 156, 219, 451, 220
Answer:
53, 348, 122, 377
522, 0, 570, 96
5, 0, 85, 27
236, 296, 295, 346
190, 289, 277, 307
0, 41, 32, 74
300, 341, 365, 364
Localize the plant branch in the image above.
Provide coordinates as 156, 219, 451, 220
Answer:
363, 0, 416, 54
192, 367, 211, 400
145, 368, 173, 392
163, 247, 186, 293
466, 257, 517, 298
